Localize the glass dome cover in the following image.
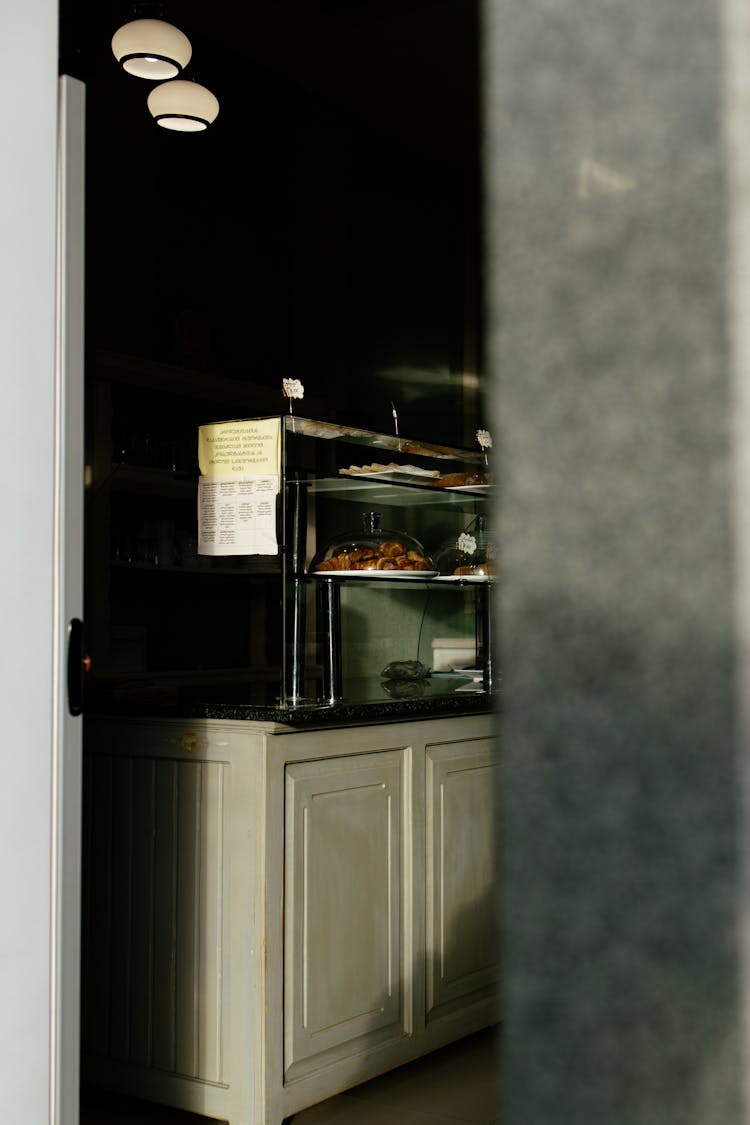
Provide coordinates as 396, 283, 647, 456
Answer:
310, 511, 435, 574
433, 516, 497, 578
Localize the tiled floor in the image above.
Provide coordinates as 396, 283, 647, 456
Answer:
80, 1023, 502, 1125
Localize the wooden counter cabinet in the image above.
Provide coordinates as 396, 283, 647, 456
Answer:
81, 713, 499, 1125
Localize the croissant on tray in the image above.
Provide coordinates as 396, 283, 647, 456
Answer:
314, 541, 432, 572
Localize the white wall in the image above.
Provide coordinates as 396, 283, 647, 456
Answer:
0, 1, 66, 1122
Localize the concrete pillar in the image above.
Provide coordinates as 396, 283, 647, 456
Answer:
483, 0, 750, 1120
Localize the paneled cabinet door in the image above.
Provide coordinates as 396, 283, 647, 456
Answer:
283, 749, 409, 1082
425, 737, 500, 1023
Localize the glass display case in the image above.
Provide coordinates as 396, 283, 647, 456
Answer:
276, 416, 495, 712
85, 393, 496, 719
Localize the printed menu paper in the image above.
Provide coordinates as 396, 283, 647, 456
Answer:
198, 475, 278, 556
197, 418, 281, 556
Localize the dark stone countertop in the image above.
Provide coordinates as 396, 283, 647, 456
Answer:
187, 690, 496, 729
85, 674, 498, 730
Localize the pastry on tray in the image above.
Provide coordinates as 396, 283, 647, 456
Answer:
432, 471, 491, 488
339, 463, 440, 478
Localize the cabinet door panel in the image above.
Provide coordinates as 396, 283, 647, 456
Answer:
425, 738, 499, 1022
82, 753, 228, 1085
284, 751, 408, 1079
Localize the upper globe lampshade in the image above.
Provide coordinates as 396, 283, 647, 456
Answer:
111, 18, 192, 80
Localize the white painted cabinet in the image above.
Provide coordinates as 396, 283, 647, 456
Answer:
284, 751, 408, 1080
81, 713, 498, 1125
425, 739, 499, 1023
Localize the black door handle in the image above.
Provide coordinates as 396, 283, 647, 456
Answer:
67, 617, 89, 716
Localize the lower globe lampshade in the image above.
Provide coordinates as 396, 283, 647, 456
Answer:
147, 80, 220, 132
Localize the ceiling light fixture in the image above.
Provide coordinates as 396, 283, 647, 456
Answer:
147, 79, 220, 132
111, 18, 192, 80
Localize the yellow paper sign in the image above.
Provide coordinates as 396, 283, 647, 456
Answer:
198, 416, 281, 479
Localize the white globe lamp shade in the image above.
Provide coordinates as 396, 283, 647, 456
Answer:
111, 19, 192, 80
147, 80, 220, 132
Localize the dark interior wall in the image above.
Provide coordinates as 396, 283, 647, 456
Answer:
62, 0, 481, 447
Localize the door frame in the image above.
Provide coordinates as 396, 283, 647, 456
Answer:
0, 5, 84, 1123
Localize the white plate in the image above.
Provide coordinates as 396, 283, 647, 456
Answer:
430, 670, 478, 678
441, 483, 492, 492
310, 569, 439, 580
431, 574, 496, 584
